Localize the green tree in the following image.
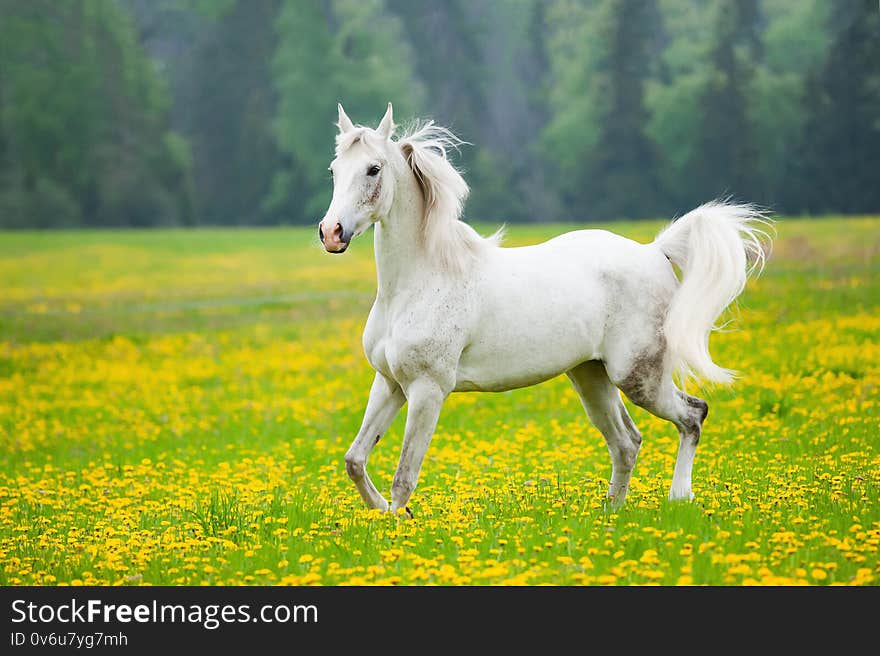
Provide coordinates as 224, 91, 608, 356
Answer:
588, 0, 666, 220
269, 0, 423, 223
543, 0, 612, 217
646, 0, 717, 212
750, 0, 830, 207
388, 1, 560, 222
686, 0, 762, 207
648, 0, 830, 214
791, 0, 880, 214
0, 0, 192, 227
544, 0, 666, 220
478, 0, 561, 222
184, 0, 283, 225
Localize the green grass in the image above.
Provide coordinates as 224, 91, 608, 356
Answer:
0, 217, 878, 585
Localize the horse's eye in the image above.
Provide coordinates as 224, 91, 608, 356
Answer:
367, 165, 381, 177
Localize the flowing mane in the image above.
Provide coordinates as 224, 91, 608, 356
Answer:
397, 122, 503, 272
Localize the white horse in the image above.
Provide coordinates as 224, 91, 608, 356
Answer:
319, 103, 771, 515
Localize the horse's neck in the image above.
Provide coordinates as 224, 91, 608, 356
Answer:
374, 178, 427, 298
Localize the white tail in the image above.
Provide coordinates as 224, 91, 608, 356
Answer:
654, 200, 773, 383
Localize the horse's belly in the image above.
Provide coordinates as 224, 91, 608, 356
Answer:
453, 253, 609, 392
454, 320, 600, 392
454, 361, 580, 392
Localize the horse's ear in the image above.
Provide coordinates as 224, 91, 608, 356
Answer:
337, 103, 355, 133
377, 102, 394, 139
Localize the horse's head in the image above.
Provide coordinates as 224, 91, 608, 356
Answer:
319, 103, 398, 253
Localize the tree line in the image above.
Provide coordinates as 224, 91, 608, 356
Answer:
1, 0, 877, 229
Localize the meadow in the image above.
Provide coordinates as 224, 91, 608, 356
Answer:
0, 217, 877, 586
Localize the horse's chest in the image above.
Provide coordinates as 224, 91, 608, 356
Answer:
365, 335, 392, 379
363, 307, 392, 378
363, 299, 465, 383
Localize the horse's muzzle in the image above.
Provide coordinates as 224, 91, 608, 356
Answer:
319, 221, 350, 253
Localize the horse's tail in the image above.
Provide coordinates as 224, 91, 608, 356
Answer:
654, 200, 773, 383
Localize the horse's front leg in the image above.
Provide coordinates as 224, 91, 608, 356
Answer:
345, 372, 406, 511
390, 378, 447, 515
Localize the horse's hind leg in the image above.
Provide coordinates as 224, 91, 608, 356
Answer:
567, 361, 642, 506
667, 390, 709, 500
614, 369, 708, 501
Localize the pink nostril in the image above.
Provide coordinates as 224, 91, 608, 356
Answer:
333, 223, 344, 241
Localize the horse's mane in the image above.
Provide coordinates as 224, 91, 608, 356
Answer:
334, 120, 503, 272
396, 122, 504, 272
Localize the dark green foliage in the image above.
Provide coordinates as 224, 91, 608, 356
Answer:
686, 0, 762, 207
269, 0, 423, 222
0, 0, 876, 228
583, 0, 665, 220
186, 0, 282, 225
789, 0, 880, 214
0, 0, 192, 228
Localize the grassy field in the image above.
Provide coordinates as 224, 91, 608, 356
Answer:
1, 217, 878, 586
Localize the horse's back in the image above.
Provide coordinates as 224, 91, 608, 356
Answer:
453, 228, 675, 392
491, 228, 672, 287
526, 227, 652, 259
